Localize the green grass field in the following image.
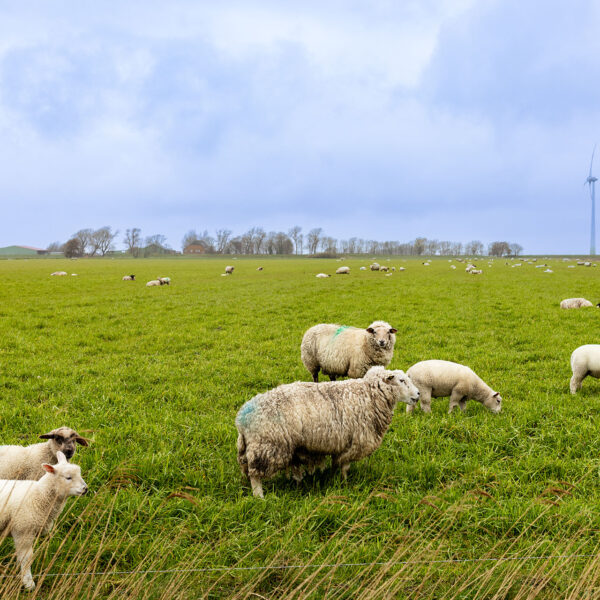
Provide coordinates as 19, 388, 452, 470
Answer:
2, 256, 600, 599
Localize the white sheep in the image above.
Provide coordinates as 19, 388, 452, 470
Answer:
335, 266, 350, 274
0, 427, 88, 480
50, 271, 67, 276
398, 267, 406, 271
225, 266, 234, 274
406, 360, 502, 414
470, 269, 483, 275
122, 274, 136, 281
257, 267, 263, 271
301, 320, 397, 381
560, 298, 594, 309
370, 263, 380, 271
379, 265, 389, 272
315, 273, 330, 278
360, 266, 367, 270
0, 451, 88, 589
450, 265, 457, 269
236, 366, 420, 497
146, 277, 169, 287
570, 344, 600, 393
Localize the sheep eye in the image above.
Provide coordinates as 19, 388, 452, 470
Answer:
55, 437, 63, 443
66, 476, 72, 481
399, 378, 405, 383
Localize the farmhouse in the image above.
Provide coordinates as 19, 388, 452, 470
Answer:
0, 245, 49, 256
184, 241, 209, 254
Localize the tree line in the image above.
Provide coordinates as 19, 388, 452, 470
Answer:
48, 226, 524, 258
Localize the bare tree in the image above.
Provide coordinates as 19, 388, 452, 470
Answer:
509, 243, 523, 256
73, 229, 93, 256
252, 228, 266, 254
466, 240, 484, 256
124, 228, 142, 257
288, 226, 302, 255
144, 234, 169, 256
307, 228, 322, 255
215, 229, 232, 254
413, 237, 426, 255
274, 232, 293, 254
46, 241, 62, 252
488, 241, 510, 257
92, 227, 119, 256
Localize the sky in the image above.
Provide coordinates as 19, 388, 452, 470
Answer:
1, 0, 600, 254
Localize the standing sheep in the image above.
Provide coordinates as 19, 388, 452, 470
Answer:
370, 263, 380, 271
236, 366, 420, 498
0, 427, 89, 480
301, 320, 397, 382
406, 360, 502, 414
0, 451, 88, 589
570, 344, 600, 393
560, 298, 594, 309
335, 266, 350, 274
225, 266, 234, 274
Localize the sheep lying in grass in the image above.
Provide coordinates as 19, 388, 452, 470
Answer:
50, 271, 67, 276
236, 366, 419, 498
0, 451, 88, 590
301, 320, 397, 381
570, 344, 600, 393
146, 277, 169, 287
560, 298, 594, 309
122, 274, 135, 281
335, 266, 350, 274
315, 273, 330, 278
406, 360, 502, 414
0, 427, 89, 480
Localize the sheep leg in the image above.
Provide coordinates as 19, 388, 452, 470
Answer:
570, 370, 586, 394
415, 389, 432, 413
311, 369, 319, 383
328, 374, 337, 381
13, 533, 35, 590
448, 390, 463, 413
250, 477, 264, 499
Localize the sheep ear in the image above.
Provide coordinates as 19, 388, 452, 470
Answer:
366, 327, 375, 334
75, 436, 89, 447
493, 392, 500, 398
389, 328, 397, 334
42, 463, 55, 474
56, 451, 67, 464
385, 374, 395, 382
39, 431, 56, 440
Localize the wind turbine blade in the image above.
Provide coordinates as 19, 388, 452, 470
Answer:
590, 144, 597, 178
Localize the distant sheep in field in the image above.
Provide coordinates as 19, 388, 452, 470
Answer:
370, 263, 380, 271
257, 267, 263, 271
0, 451, 88, 589
316, 273, 330, 278
235, 366, 420, 497
470, 269, 483, 275
225, 266, 234, 274
379, 266, 389, 272
50, 271, 67, 276
398, 267, 405, 271
335, 266, 350, 274
122, 275, 135, 281
559, 298, 596, 310
0, 427, 89, 481
570, 344, 600, 393
301, 320, 397, 382
406, 360, 502, 415
146, 277, 169, 287
360, 266, 367, 271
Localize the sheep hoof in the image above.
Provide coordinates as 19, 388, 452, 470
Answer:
23, 578, 35, 590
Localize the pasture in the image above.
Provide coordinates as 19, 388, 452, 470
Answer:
1, 256, 600, 598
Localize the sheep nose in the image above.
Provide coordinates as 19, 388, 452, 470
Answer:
82, 486, 88, 495
378, 340, 385, 347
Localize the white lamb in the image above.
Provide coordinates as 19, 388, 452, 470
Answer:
301, 321, 397, 381
335, 266, 350, 274
315, 273, 330, 278
122, 274, 135, 281
406, 360, 502, 414
560, 298, 594, 309
570, 344, 600, 393
0, 451, 88, 589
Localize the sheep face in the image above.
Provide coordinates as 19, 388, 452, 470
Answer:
365, 367, 420, 405
482, 392, 502, 414
39, 427, 88, 460
365, 322, 397, 350
42, 452, 88, 497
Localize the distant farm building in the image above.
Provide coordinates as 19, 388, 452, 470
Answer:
184, 242, 209, 255
0, 245, 49, 256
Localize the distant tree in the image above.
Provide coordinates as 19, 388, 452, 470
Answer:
439, 241, 452, 255
144, 234, 170, 256
307, 228, 322, 254
413, 237, 426, 255
274, 232, 293, 254
252, 228, 266, 254
182, 230, 199, 251
46, 241, 62, 252
466, 240, 484, 255
64, 238, 83, 258
73, 229, 93, 255
92, 226, 119, 256
320, 236, 337, 254
488, 241, 510, 257
215, 229, 232, 254
124, 228, 142, 257
288, 226, 302, 255
509, 243, 523, 256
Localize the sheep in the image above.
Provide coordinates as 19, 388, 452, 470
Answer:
0, 451, 88, 589
122, 274, 135, 281
450, 265, 457, 269
257, 267, 263, 271
0, 427, 89, 480
560, 298, 594, 309
370, 263, 380, 271
335, 266, 350, 274
235, 366, 420, 497
391, 266, 396, 272
301, 320, 397, 382
470, 269, 483, 275
146, 277, 169, 287
379, 265, 389, 272
398, 267, 406, 271
225, 266, 234, 274
360, 266, 367, 270
50, 271, 67, 276
570, 344, 600, 393
315, 273, 330, 278
406, 360, 502, 414
159, 277, 170, 284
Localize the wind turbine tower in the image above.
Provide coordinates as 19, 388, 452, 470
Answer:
586, 146, 598, 255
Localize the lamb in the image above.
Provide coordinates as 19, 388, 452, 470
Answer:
146, 277, 169, 287
0, 451, 88, 589
560, 298, 594, 309
570, 344, 600, 393
470, 269, 483, 275
50, 271, 67, 276
379, 266, 389, 272
225, 266, 234, 274
0, 427, 89, 480
335, 266, 350, 274
315, 273, 330, 278
257, 267, 263, 271
301, 320, 397, 382
406, 360, 502, 414
122, 274, 136, 281
370, 263, 380, 271
235, 366, 420, 498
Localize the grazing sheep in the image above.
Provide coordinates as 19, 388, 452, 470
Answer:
335, 266, 350, 274
570, 344, 600, 393
560, 298, 594, 309
50, 271, 67, 276
398, 267, 406, 271
236, 366, 420, 497
122, 274, 136, 281
301, 320, 397, 382
391, 267, 396, 272
0, 427, 89, 480
225, 266, 234, 274
315, 273, 330, 278
257, 267, 263, 271
370, 263, 380, 271
0, 451, 88, 590
360, 266, 367, 270
406, 360, 502, 414
379, 265, 389, 272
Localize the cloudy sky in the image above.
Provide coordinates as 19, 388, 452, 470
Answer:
1, 0, 599, 254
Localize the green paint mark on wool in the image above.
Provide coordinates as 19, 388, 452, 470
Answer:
333, 326, 349, 338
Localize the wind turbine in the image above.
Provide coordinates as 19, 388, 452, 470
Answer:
586, 145, 598, 255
